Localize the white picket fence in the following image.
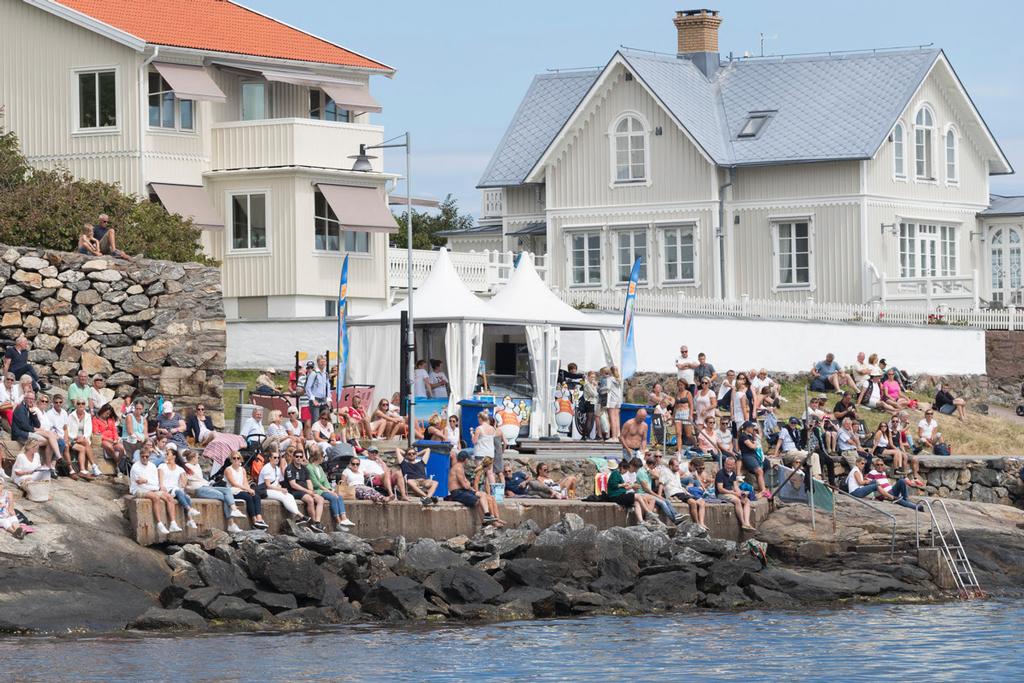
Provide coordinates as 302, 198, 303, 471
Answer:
388, 248, 547, 293
554, 289, 1021, 331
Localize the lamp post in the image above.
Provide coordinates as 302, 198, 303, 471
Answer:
351, 133, 415, 447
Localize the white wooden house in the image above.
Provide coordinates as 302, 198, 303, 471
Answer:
0, 0, 399, 319
455, 9, 1022, 309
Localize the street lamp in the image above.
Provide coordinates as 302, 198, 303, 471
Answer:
351, 133, 415, 447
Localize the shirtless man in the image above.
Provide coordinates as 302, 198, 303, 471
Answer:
619, 409, 648, 463
447, 450, 504, 527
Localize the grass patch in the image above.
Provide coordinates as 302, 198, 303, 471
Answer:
774, 380, 1024, 455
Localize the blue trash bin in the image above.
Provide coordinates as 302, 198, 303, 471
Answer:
619, 402, 653, 440
415, 440, 453, 498
458, 398, 494, 447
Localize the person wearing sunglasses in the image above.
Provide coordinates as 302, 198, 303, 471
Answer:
91, 213, 127, 258
223, 452, 267, 529
183, 450, 245, 533
65, 398, 98, 479
257, 451, 308, 523
185, 404, 216, 447
285, 450, 325, 532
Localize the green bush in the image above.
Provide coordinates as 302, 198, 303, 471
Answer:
0, 131, 215, 264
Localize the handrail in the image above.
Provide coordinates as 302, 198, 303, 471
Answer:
915, 498, 981, 598
834, 487, 898, 559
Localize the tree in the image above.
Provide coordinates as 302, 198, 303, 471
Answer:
391, 194, 474, 250
0, 131, 215, 264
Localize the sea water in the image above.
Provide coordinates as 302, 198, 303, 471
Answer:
1, 599, 1020, 681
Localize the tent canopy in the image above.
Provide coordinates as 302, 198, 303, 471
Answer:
352, 248, 494, 325
488, 253, 619, 330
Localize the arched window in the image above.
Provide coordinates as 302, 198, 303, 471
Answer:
611, 114, 647, 183
914, 106, 934, 180
945, 127, 959, 184
893, 122, 905, 179
990, 226, 1023, 305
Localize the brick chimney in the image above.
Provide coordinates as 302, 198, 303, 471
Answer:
673, 9, 722, 76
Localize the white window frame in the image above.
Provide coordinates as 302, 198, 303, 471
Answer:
944, 125, 959, 186
312, 190, 370, 255
898, 220, 959, 278
227, 190, 271, 255
657, 222, 699, 286
770, 216, 815, 291
892, 121, 906, 180
612, 225, 649, 285
608, 112, 651, 188
240, 80, 269, 121
71, 66, 120, 135
565, 228, 603, 288
147, 71, 195, 133
913, 105, 936, 182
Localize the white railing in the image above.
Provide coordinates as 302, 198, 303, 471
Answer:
554, 288, 1021, 331
480, 189, 503, 219
387, 248, 547, 294
880, 271, 979, 307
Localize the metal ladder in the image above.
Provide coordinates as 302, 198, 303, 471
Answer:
915, 498, 984, 599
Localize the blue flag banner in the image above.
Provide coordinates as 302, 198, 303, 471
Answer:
336, 254, 349, 404
621, 257, 641, 380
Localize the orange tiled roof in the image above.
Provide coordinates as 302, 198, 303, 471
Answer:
55, 0, 391, 71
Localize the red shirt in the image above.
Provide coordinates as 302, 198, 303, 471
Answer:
93, 416, 118, 441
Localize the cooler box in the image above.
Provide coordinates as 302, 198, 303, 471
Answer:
415, 440, 453, 498
458, 398, 494, 447
619, 402, 653, 440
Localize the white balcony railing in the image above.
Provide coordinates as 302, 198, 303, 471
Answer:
387, 248, 547, 294
210, 118, 384, 172
480, 189, 503, 219
554, 288, 1020, 331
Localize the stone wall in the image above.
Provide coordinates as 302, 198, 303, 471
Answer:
986, 330, 1024, 384
0, 245, 225, 421
914, 456, 1024, 508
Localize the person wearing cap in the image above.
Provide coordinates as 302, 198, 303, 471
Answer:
156, 400, 188, 451
771, 416, 808, 467
736, 420, 766, 494
304, 356, 330, 420
90, 375, 110, 412
186, 404, 216, 446
255, 367, 280, 395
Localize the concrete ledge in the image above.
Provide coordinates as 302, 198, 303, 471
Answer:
126, 496, 770, 547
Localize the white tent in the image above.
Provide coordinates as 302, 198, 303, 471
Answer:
348, 249, 492, 417
347, 249, 618, 438
487, 253, 618, 438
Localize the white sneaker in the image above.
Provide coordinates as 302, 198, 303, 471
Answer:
230, 508, 247, 519
156, 521, 169, 536
227, 522, 242, 533
168, 521, 183, 533
186, 520, 198, 529
339, 518, 355, 527
187, 508, 201, 518
90, 464, 102, 477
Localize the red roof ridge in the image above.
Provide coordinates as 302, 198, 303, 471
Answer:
51, 0, 393, 72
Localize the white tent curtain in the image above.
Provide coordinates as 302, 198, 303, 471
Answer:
525, 324, 561, 438
346, 324, 401, 400
445, 321, 483, 416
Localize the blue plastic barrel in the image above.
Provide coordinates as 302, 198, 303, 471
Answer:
457, 398, 494, 447
415, 440, 453, 498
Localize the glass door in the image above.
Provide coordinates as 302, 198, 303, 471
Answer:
990, 226, 1023, 305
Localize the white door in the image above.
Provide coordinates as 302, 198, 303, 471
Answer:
990, 225, 1023, 305
917, 224, 939, 277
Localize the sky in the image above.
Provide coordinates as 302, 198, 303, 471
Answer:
245, 0, 1024, 217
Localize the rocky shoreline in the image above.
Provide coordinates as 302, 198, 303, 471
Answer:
130, 514, 947, 633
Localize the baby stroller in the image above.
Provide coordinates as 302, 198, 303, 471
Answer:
1016, 382, 1024, 417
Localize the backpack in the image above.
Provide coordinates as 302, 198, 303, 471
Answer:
248, 453, 265, 481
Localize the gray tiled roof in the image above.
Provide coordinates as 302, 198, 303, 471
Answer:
486, 47, 953, 178
477, 69, 600, 188
981, 195, 1024, 216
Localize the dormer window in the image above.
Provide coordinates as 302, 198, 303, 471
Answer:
610, 113, 648, 184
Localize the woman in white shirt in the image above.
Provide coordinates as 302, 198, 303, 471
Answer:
341, 457, 388, 503
284, 406, 305, 443
158, 457, 200, 530
130, 449, 178, 537
605, 366, 622, 441
66, 398, 97, 479
223, 452, 268, 529
183, 450, 244, 533
12, 440, 47, 491
265, 409, 290, 451
256, 451, 304, 519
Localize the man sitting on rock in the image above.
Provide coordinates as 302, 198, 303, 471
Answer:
500, 464, 530, 497
447, 450, 503, 527
3, 337, 42, 391
715, 456, 756, 532
12, 392, 54, 472
396, 446, 439, 504
92, 213, 128, 259
810, 352, 856, 394
659, 456, 707, 530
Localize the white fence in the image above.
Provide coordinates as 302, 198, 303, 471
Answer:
388, 248, 546, 294
555, 289, 1021, 331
